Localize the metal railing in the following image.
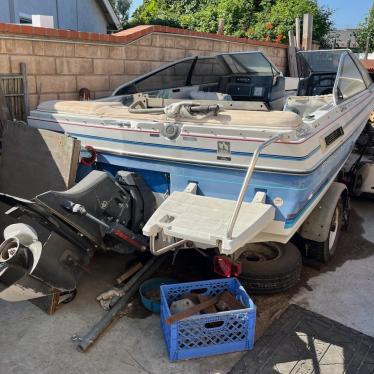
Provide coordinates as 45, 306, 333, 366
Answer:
226, 133, 282, 239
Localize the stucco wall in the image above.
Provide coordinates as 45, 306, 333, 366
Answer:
0, 1, 11, 23
0, 0, 108, 33
0, 24, 288, 111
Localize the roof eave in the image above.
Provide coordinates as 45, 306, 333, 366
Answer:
98, 0, 121, 30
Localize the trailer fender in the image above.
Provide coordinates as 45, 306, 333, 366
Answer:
298, 182, 349, 243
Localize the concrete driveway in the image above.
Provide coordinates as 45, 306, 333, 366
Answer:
0, 198, 373, 373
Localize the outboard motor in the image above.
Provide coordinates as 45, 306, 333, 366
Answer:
0, 223, 90, 301
0, 170, 155, 301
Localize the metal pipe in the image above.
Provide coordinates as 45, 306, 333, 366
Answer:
74, 254, 168, 352
150, 236, 188, 255
108, 254, 161, 307
226, 134, 282, 239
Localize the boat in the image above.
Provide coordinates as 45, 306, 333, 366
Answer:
1, 49, 373, 300
27, 50, 374, 251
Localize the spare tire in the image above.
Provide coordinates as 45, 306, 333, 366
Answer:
238, 242, 302, 294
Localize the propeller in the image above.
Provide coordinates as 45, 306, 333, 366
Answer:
0, 224, 42, 275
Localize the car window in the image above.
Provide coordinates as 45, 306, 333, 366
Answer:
337, 54, 367, 100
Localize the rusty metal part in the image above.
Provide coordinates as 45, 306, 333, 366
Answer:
96, 289, 125, 311
165, 296, 219, 325
116, 262, 143, 285
197, 294, 218, 314
215, 291, 244, 311
72, 254, 168, 352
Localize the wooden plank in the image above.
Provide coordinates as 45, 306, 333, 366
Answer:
0, 122, 80, 315
0, 122, 81, 198
116, 262, 143, 285
288, 31, 298, 77
295, 17, 301, 49
302, 13, 313, 51
217, 19, 225, 35
364, 36, 370, 59
30, 291, 60, 315
0, 67, 27, 122
67, 138, 82, 188
20, 63, 29, 121
197, 294, 217, 314
0, 84, 10, 124
165, 296, 219, 325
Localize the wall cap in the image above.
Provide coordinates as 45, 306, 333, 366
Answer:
0, 22, 288, 49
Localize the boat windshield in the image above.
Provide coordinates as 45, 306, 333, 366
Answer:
112, 52, 285, 109
221, 53, 279, 75
297, 50, 347, 77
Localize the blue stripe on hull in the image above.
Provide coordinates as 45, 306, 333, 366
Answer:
78, 131, 354, 229
69, 131, 321, 161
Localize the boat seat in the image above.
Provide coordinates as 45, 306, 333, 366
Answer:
285, 94, 333, 118
143, 191, 275, 255
37, 100, 303, 130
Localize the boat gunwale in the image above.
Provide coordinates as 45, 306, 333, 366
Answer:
29, 89, 373, 146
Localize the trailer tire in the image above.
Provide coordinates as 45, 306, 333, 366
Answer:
304, 199, 343, 263
238, 242, 302, 294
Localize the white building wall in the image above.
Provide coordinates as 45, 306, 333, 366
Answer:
0, 0, 109, 33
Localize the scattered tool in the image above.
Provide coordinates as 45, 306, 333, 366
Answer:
197, 294, 217, 314
96, 289, 124, 311
116, 262, 143, 285
215, 291, 244, 311
72, 254, 169, 352
165, 289, 246, 324
165, 296, 219, 325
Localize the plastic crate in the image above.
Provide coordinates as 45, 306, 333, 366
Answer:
160, 278, 256, 361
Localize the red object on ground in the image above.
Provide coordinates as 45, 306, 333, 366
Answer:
231, 261, 242, 277
213, 256, 242, 277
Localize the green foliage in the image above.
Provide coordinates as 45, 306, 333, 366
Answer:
247, 0, 333, 44
132, 0, 258, 35
179, 3, 219, 33
131, 0, 334, 44
354, 5, 374, 52
108, 0, 132, 24
216, 0, 257, 37
131, 0, 182, 27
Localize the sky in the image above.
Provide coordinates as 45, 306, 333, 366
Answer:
128, 0, 373, 30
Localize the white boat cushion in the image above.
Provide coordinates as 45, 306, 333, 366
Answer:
285, 94, 333, 117
37, 100, 303, 129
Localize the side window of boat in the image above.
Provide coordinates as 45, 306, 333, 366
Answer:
336, 55, 367, 100
190, 58, 227, 86
135, 60, 194, 92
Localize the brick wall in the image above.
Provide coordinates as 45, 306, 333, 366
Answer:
0, 24, 288, 111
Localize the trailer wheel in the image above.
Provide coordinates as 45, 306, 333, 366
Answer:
305, 200, 343, 262
238, 242, 302, 294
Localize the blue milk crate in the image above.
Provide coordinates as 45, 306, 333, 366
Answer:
160, 278, 256, 361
